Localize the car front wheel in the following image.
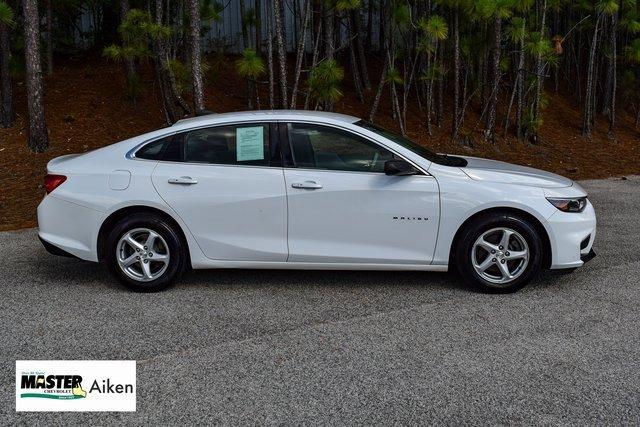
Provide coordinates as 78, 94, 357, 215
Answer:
105, 213, 187, 292
455, 212, 543, 293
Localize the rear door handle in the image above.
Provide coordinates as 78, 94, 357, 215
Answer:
291, 180, 323, 190
168, 176, 198, 185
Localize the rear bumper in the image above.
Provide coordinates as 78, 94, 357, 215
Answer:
39, 236, 79, 259
37, 195, 104, 262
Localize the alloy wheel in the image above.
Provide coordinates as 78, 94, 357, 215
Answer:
471, 227, 529, 285
116, 228, 170, 282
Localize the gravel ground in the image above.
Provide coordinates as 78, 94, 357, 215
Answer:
1, 177, 639, 425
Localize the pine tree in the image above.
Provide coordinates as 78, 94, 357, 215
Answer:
23, 0, 49, 152
0, 0, 15, 128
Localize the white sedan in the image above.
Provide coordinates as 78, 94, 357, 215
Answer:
37, 111, 596, 292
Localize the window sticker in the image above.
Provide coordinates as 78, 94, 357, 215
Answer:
236, 126, 264, 162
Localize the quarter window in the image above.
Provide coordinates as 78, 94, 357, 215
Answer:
134, 135, 173, 160
287, 123, 395, 173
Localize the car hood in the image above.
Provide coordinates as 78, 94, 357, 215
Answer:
457, 156, 573, 188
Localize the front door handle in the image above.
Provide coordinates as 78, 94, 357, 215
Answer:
291, 180, 323, 190
168, 176, 198, 185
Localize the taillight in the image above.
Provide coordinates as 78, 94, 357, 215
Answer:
44, 174, 67, 194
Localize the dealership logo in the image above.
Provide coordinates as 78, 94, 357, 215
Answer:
20, 373, 87, 400
16, 361, 136, 412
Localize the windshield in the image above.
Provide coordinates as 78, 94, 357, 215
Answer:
355, 120, 463, 166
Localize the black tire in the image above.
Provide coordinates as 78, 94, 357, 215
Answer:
454, 212, 543, 293
105, 213, 187, 292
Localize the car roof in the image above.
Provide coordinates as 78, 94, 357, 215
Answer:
172, 110, 360, 129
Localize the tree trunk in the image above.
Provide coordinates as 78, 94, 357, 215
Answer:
324, 3, 335, 60
366, 0, 373, 51
239, 0, 249, 49
484, 17, 501, 142
0, 19, 13, 128
187, 0, 205, 112
290, 0, 311, 109
273, 0, 288, 108
352, 9, 370, 89
119, 0, 136, 86
154, 0, 180, 124
437, 43, 444, 128
582, 14, 600, 137
267, 7, 275, 109
347, 13, 364, 103
304, 12, 323, 110
451, 8, 460, 138
23, 0, 49, 152
255, 0, 262, 55
607, 12, 617, 137
515, 21, 526, 140
531, 0, 548, 142
368, 40, 390, 122
45, 0, 53, 75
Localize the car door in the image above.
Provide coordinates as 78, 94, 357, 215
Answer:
283, 122, 440, 265
152, 122, 288, 261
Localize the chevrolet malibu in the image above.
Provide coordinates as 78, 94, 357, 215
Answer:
38, 111, 596, 292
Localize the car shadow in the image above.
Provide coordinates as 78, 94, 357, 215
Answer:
28, 245, 573, 294
184, 268, 469, 293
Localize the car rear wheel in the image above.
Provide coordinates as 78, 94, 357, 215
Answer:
105, 213, 186, 291
455, 212, 543, 293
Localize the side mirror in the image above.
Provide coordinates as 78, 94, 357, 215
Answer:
384, 160, 418, 176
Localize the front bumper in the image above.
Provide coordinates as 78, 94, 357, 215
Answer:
546, 200, 597, 269
580, 248, 596, 263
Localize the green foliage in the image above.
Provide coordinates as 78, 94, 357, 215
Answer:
500, 57, 511, 72
167, 59, 190, 94
626, 38, 640, 63
417, 37, 436, 55
596, 0, 619, 15
621, 12, 640, 34
522, 107, 543, 133
525, 32, 558, 66
308, 59, 345, 105
242, 7, 257, 28
513, 0, 535, 12
103, 9, 172, 101
387, 68, 404, 85
420, 63, 445, 81
476, 0, 515, 21
419, 15, 449, 41
201, 0, 223, 23
506, 17, 527, 43
0, 1, 15, 28
235, 49, 266, 80
391, 1, 411, 30
335, 0, 361, 11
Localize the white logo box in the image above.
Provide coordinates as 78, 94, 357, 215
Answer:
16, 360, 136, 412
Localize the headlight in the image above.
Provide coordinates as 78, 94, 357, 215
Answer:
546, 197, 587, 213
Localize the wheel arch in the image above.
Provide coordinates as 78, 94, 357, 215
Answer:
448, 207, 552, 269
97, 205, 191, 265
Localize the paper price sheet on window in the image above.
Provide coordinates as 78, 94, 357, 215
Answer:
236, 127, 264, 162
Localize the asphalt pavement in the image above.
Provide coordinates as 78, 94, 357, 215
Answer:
1, 176, 639, 425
